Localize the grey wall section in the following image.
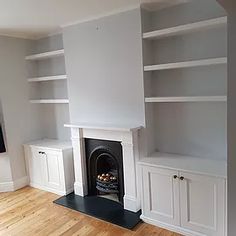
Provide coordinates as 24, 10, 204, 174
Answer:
226, 1, 236, 235
154, 103, 227, 160
0, 36, 42, 182
63, 8, 145, 126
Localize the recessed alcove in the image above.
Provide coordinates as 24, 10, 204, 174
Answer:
142, 0, 227, 161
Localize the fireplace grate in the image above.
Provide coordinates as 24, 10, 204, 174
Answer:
96, 173, 118, 193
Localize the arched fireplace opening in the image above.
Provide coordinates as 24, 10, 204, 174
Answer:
85, 138, 124, 204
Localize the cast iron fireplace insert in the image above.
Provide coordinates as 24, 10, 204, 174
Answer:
85, 138, 124, 204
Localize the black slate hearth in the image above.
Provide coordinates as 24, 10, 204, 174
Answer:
54, 193, 141, 230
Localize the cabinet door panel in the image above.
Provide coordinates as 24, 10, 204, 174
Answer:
42, 150, 63, 190
142, 166, 180, 226
180, 172, 225, 236
29, 148, 43, 186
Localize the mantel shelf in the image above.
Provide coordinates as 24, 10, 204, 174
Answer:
30, 99, 69, 104
28, 75, 67, 82
25, 49, 65, 61
64, 123, 142, 132
145, 96, 227, 103
143, 16, 227, 40
144, 57, 227, 71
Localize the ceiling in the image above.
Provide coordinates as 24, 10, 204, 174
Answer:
0, 0, 188, 40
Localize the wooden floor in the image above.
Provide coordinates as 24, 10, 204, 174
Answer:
0, 187, 181, 236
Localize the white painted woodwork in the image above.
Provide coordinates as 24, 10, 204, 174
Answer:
145, 96, 227, 103
143, 17, 227, 40
139, 152, 227, 178
180, 172, 226, 236
24, 139, 74, 195
142, 166, 180, 226
65, 124, 141, 212
28, 75, 67, 82
25, 49, 65, 60
30, 99, 69, 104
28, 148, 43, 186
64, 123, 141, 132
139, 163, 227, 236
42, 149, 63, 191
144, 57, 227, 71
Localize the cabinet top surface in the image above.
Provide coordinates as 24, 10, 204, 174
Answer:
139, 152, 227, 178
24, 139, 72, 151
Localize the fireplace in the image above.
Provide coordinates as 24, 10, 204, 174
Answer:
85, 139, 124, 203
65, 123, 141, 212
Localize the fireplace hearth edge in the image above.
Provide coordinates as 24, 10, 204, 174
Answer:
54, 193, 141, 229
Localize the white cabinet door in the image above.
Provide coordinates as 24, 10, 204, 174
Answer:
42, 150, 64, 191
179, 172, 226, 236
28, 148, 43, 186
142, 166, 180, 226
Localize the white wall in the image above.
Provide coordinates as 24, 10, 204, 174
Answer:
63, 8, 145, 127
0, 36, 42, 183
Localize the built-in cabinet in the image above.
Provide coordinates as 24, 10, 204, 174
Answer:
140, 163, 226, 236
24, 139, 74, 195
141, 166, 180, 227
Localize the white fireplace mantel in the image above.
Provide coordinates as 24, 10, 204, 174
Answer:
65, 123, 142, 212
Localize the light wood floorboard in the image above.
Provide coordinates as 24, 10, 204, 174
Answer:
0, 187, 182, 236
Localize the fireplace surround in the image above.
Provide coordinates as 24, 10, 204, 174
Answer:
65, 123, 142, 212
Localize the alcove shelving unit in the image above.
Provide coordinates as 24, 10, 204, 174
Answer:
139, 1, 227, 235
144, 57, 227, 71
145, 96, 227, 103
25, 49, 65, 60
28, 74, 67, 82
29, 99, 69, 104
141, 1, 227, 163
26, 48, 69, 104
143, 16, 227, 39
26, 34, 71, 141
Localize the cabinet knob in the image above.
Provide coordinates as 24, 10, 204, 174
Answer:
39, 151, 46, 155
173, 175, 178, 179
180, 176, 185, 180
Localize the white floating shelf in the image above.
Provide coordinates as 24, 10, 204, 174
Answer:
143, 16, 227, 40
145, 96, 227, 103
25, 49, 65, 61
28, 75, 67, 82
139, 152, 227, 178
30, 99, 69, 104
144, 57, 227, 71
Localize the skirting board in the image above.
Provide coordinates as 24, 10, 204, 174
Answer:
0, 176, 29, 193
30, 182, 74, 196
140, 215, 205, 236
